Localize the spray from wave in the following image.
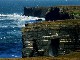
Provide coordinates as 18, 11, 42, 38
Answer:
0, 13, 45, 27
0, 13, 45, 20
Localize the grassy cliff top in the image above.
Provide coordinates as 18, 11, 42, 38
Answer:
58, 51, 80, 58
22, 19, 80, 32
26, 19, 80, 26
0, 52, 80, 60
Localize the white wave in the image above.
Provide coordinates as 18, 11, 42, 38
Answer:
0, 13, 45, 21
0, 13, 45, 27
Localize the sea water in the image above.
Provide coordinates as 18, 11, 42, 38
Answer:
0, 13, 45, 58
0, 0, 45, 58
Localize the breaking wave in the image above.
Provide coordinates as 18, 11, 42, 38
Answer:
0, 13, 45, 27
0, 13, 45, 21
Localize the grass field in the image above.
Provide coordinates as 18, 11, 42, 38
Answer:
0, 52, 80, 60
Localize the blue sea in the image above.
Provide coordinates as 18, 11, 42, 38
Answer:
0, 0, 80, 58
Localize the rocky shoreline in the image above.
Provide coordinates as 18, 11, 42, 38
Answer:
23, 6, 80, 18
22, 6, 80, 58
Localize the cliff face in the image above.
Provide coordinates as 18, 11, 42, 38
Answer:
23, 6, 80, 21
23, 7, 48, 17
22, 20, 80, 57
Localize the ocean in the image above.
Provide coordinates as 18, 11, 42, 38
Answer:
0, 0, 80, 58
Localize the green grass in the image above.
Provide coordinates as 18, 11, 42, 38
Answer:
58, 51, 80, 58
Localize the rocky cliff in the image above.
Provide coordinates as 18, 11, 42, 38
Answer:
22, 19, 80, 57
23, 6, 80, 20
23, 7, 49, 17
